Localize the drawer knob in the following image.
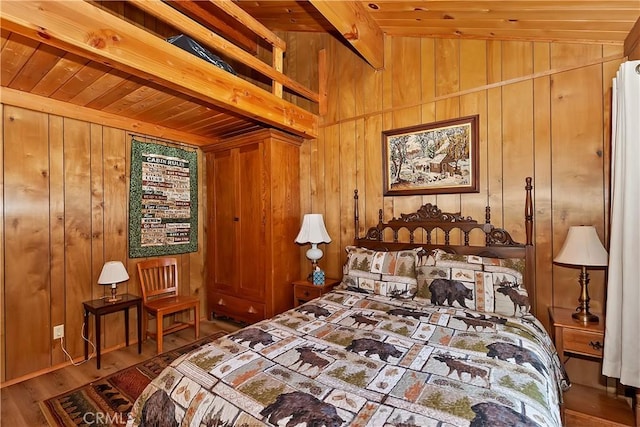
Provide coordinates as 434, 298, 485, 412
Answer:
589, 341, 603, 351
304, 291, 310, 297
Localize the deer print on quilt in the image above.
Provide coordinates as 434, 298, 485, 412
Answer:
127, 289, 568, 427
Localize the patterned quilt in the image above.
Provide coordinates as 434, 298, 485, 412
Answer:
126, 290, 568, 427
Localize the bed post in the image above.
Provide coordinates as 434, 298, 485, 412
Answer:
354, 189, 359, 240
524, 176, 535, 316
525, 177, 533, 245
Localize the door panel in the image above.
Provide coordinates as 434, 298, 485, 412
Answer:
212, 149, 236, 292
237, 143, 265, 300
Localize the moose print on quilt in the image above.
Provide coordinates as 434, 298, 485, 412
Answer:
127, 288, 568, 427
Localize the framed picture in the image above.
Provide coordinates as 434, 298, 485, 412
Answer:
382, 115, 479, 196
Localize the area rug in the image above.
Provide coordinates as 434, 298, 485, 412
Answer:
40, 331, 227, 426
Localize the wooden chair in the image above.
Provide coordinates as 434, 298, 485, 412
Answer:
136, 257, 200, 354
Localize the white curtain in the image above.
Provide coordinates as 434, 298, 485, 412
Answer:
602, 60, 640, 388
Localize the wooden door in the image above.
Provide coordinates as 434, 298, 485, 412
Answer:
236, 143, 266, 301
211, 149, 236, 294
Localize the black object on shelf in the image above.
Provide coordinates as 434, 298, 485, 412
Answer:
167, 34, 236, 75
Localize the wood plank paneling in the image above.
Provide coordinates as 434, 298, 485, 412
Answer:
551, 64, 607, 312
102, 127, 128, 351
502, 78, 534, 238
1, 107, 207, 382
363, 114, 383, 236
49, 116, 66, 366
460, 39, 489, 244
339, 120, 357, 263
532, 43, 553, 327
63, 119, 93, 359
0, 103, 4, 382
285, 34, 621, 354
0, 30, 628, 388
90, 124, 105, 302
4, 106, 51, 377
323, 123, 341, 277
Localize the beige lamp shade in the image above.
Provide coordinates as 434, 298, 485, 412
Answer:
98, 261, 129, 302
554, 226, 608, 267
98, 261, 130, 285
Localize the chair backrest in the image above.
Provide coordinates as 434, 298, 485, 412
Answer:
137, 257, 179, 302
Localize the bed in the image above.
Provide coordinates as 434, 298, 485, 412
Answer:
126, 177, 569, 427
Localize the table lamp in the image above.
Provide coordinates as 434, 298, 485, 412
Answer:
98, 261, 129, 302
295, 213, 331, 276
553, 225, 608, 323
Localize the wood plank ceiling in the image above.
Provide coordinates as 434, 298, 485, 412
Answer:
238, 1, 640, 44
1, 1, 639, 146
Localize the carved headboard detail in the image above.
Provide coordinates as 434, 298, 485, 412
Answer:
352, 177, 536, 315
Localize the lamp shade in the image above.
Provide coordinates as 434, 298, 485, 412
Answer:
97, 261, 130, 285
295, 214, 331, 244
554, 226, 608, 267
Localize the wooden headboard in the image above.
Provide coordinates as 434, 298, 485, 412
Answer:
353, 177, 536, 316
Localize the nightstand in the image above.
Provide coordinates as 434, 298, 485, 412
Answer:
549, 307, 634, 426
292, 278, 340, 307
83, 294, 142, 369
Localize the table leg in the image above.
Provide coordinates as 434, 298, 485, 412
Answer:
83, 308, 89, 361
137, 301, 142, 354
96, 311, 101, 369
124, 307, 130, 347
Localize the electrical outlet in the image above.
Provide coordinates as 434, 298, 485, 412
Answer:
53, 324, 64, 339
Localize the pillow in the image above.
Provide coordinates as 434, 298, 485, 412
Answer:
484, 257, 529, 317
340, 247, 419, 298
415, 249, 530, 317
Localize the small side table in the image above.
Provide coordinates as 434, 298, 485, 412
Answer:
292, 278, 340, 307
83, 293, 142, 369
549, 307, 634, 426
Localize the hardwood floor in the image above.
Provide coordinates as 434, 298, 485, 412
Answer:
0, 319, 240, 426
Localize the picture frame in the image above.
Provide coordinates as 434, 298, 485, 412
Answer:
382, 115, 479, 196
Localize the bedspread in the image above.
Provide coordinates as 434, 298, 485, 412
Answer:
127, 290, 568, 427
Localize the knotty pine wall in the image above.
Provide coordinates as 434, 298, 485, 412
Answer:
284, 33, 625, 388
0, 107, 206, 383
0, 34, 627, 386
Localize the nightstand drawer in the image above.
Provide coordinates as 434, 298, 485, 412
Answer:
292, 278, 340, 307
562, 328, 604, 358
294, 285, 322, 301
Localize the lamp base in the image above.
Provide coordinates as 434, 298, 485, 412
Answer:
572, 309, 599, 323
107, 286, 121, 303
572, 267, 599, 323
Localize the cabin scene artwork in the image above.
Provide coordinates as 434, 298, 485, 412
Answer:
383, 115, 479, 196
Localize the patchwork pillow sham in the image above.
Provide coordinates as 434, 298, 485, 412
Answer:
415, 249, 530, 317
339, 246, 419, 298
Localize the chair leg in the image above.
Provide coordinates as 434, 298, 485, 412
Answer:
156, 312, 163, 354
194, 304, 200, 340
142, 308, 149, 341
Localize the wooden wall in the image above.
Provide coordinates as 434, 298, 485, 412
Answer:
284, 33, 624, 387
0, 32, 628, 386
0, 107, 206, 383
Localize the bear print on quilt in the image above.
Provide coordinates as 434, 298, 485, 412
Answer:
416, 249, 530, 317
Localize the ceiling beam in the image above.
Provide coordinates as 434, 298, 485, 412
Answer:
309, 0, 385, 70
0, 1, 318, 139
624, 16, 640, 59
